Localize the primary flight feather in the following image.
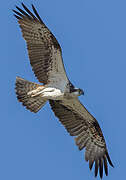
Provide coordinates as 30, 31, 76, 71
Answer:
13, 3, 113, 178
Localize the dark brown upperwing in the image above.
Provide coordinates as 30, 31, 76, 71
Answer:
49, 99, 113, 178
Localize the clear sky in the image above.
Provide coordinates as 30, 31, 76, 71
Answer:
1, 0, 126, 179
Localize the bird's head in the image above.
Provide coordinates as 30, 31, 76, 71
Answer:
78, 88, 84, 96
71, 88, 84, 96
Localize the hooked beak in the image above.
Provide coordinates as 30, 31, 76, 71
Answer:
81, 91, 84, 95
80, 89, 84, 95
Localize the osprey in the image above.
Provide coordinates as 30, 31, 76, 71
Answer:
13, 3, 113, 178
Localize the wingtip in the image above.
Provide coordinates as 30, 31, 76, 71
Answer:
31, 4, 35, 8
95, 159, 98, 177
12, 9, 15, 13
13, 14, 21, 20
21, 2, 25, 8
31, 4, 37, 14
110, 162, 114, 168
31, 4, 35, 11
21, 2, 28, 9
89, 160, 94, 170
99, 159, 103, 179
31, 4, 36, 13
106, 151, 114, 168
100, 174, 103, 179
31, 4, 43, 23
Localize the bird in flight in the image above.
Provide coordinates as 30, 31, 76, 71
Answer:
13, 3, 113, 178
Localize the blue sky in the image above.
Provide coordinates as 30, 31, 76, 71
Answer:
1, 0, 126, 179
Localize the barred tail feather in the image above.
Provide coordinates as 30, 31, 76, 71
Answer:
15, 77, 47, 113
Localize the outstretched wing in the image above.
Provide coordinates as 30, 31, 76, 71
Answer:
13, 3, 69, 89
49, 99, 113, 178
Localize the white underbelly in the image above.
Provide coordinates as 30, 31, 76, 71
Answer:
40, 87, 64, 100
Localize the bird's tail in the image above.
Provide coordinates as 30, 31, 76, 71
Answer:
15, 77, 47, 113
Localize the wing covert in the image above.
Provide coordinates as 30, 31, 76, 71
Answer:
49, 99, 113, 178
13, 3, 69, 89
